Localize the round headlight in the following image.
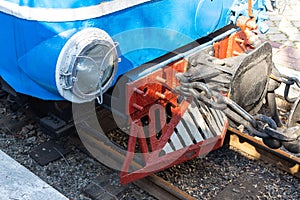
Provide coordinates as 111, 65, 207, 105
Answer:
56, 28, 118, 103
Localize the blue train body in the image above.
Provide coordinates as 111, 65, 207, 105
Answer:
0, 0, 268, 103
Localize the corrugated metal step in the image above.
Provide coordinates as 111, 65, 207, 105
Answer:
162, 102, 226, 154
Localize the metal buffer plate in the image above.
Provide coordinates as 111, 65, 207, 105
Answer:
120, 59, 228, 184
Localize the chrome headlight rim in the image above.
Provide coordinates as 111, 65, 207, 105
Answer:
56, 28, 118, 103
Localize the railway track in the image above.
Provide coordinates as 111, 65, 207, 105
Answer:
77, 112, 300, 199
128, 127, 300, 200
135, 127, 300, 200
228, 127, 300, 179
73, 114, 196, 200
0, 92, 299, 199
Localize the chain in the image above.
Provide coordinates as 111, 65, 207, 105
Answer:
176, 72, 300, 152
270, 73, 300, 103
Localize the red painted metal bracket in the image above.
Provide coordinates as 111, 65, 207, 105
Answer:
120, 59, 228, 185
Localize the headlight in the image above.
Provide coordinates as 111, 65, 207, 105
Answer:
56, 28, 118, 103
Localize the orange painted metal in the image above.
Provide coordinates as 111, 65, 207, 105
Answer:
213, 31, 249, 59
248, 0, 254, 18
120, 59, 228, 185
214, 16, 258, 59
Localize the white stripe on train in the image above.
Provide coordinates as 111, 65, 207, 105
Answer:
0, 0, 150, 22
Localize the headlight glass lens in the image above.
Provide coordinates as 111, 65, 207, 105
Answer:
75, 44, 115, 96
56, 28, 118, 103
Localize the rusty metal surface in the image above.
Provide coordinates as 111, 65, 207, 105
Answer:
134, 174, 196, 200
229, 42, 273, 114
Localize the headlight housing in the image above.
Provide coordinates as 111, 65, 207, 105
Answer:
56, 28, 118, 103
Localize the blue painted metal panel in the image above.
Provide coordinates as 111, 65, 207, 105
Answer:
0, 0, 267, 100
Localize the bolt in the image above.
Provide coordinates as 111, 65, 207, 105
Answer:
132, 103, 144, 111
155, 92, 166, 99
233, 51, 242, 56
235, 38, 244, 43
156, 76, 166, 83
133, 87, 144, 95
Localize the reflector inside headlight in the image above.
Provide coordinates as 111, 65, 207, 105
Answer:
56, 28, 118, 103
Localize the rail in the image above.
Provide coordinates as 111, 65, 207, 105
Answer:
228, 127, 300, 178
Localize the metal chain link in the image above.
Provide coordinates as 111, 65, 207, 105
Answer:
270, 73, 300, 103
176, 72, 300, 147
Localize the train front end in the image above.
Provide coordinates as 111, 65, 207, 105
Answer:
2, 0, 296, 185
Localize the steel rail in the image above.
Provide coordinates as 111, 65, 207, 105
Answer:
134, 175, 196, 200
227, 127, 300, 179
